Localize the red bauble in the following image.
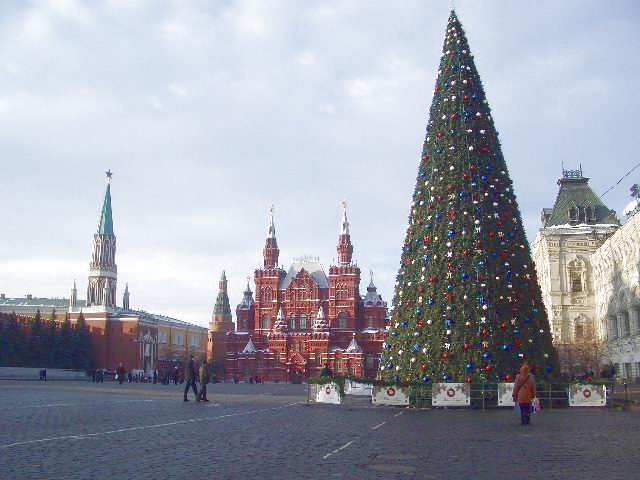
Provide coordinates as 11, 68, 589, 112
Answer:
488, 231, 496, 238
504, 374, 512, 381
450, 112, 457, 120
462, 94, 469, 102
484, 365, 492, 372
481, 146, 488, 154
462, 342, 470, 352
514, 339, 522, 348
421, 363, 427, 371
417, 319, 423, 328
462, 249, 469, 257
500, 322, 507, 331
465, 376, 473, 383
423, 235, 430, 244
470, 165, 476, 171
442, 352, 449, 360
532, 364, 539, 371
447, 262, 454, 270
463, 171, 470, 179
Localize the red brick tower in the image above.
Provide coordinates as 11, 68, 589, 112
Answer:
255, 206, 285, 334
235, 277, 255, 332
208, 270, 235, 370
329, 202, 360, 334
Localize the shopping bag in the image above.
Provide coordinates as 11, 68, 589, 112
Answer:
532, 398, 540, 414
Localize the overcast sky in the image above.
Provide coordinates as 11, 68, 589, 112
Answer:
1, 1, 639, 327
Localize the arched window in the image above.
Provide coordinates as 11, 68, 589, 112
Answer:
586, 205, 596, 222
300, 314, 307, 329
568, 206, 579, 224
289, 313, 296, 330
310, 312, 315, 327
265, 288, 272, 302
241, 319, 247, 331
261, 315, 270, 330
337, 312, 348, 329
289, 290, 294, 302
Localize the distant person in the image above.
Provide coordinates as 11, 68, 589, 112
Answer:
512, 364, 536, 426
127, 371, 133, 383
320, 363, 333, 377
197, 361, 210, 402
91, 369, 97, 382
183, 355, 199, 402
116, 363, 125, 385
173, 367, 179, 385
153, 370, 157, 384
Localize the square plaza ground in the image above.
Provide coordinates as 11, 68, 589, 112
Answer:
0, 381, 638, 480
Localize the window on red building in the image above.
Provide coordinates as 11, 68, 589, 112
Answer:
289, 314, 296, 330
300, 314, 307, 329
338, 312, 348, 329
261, 315, 270, 330
310, 312, 315, 327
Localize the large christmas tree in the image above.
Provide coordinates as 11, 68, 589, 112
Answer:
382, 11, 558, 384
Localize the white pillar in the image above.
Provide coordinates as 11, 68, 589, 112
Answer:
629, 308, 639, 336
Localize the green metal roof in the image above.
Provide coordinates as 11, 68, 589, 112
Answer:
0, 297, 86, 308
543, 174, 619, 227
98, 183, 114, 235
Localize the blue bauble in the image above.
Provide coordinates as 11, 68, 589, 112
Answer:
401, 320, 409, 328
443, 373, 451, 381
428, 297, 435, 305
524, 317, 531, 323
416, 307, 422, 315
466, 362, 474, 371
422, 376, 431, 384
412, 344, 420, 352
483, 352, 491, 360
481, 175, 488, 181
462, 272, 469, 281
545, 366, 553, 372
502, 344, 510, 351
387, 362, 394, 370
447, 230, 455, 237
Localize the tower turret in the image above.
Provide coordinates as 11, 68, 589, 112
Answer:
236, 276, 255, 332
87, 171, 117, 308
69, 280, 77, 309
123, 283, 130, 310
337, 201, 353, 266
263, 206, 280, 269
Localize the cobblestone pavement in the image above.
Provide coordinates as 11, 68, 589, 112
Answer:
1, 381, 638, 480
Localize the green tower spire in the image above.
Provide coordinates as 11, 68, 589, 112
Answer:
381, 11, 559, 384
97, 173, 114, 236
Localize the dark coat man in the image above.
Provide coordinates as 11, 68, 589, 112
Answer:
183, 356, 199, 402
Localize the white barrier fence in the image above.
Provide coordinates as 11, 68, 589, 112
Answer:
315, 382, 342, 404
310, 381, 610, 408
371, 385, 409, 406
568, 384, 607, 407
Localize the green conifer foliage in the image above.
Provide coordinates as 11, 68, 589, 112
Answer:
381, 11, 558, 384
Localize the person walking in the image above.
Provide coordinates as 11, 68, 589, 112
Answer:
183, 355, 199, 402
172, 366, 179, 385
116, 362, 125, 385
152, 370, 157, 384
512, 363, 536, 426
197, 360, 210, 402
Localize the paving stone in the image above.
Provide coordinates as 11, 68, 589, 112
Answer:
0, 381, 638, 479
